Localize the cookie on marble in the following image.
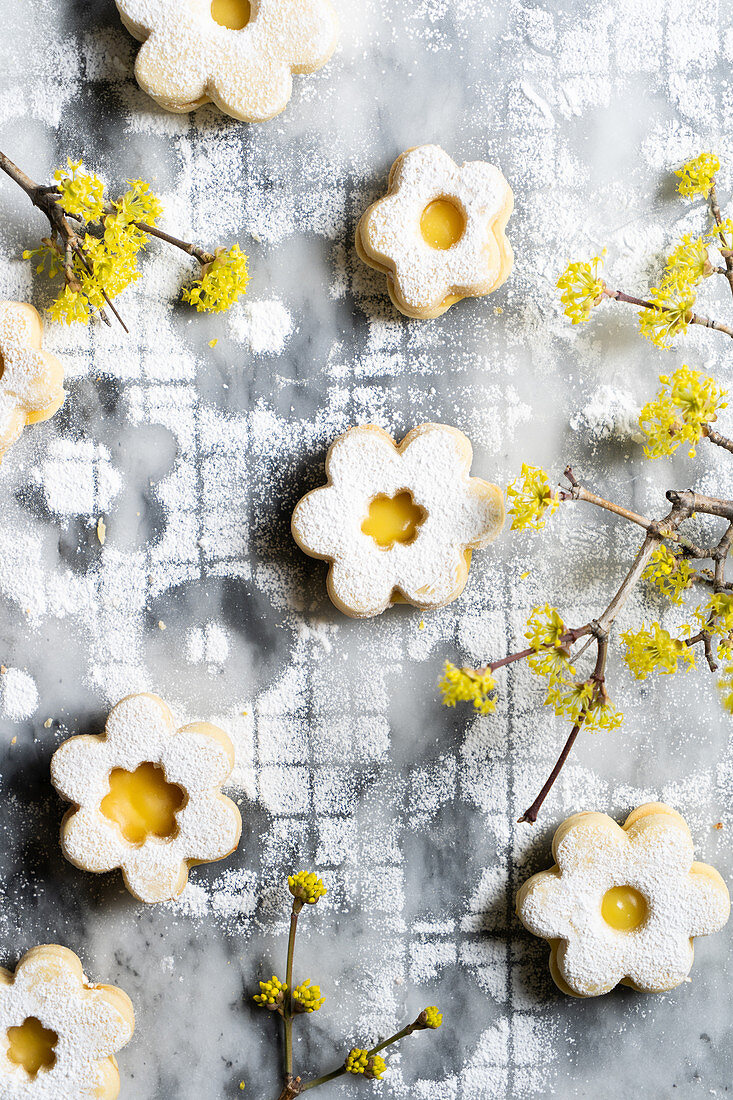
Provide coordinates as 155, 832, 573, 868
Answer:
356, 145, 513, 319
516, 802, 730, 997
291, 422, 505, 618
115, 0, 339, 123
50, 692, 242, 904
0, 944, 134, 1098
0, 302, 65, 462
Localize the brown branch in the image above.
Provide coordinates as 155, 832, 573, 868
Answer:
519, 636, 609, 824
686, 630, 718, 672
703, 424, 733, 455
276, 1077, 302, 1100
133, 220, 215, 266
0, 149, 121, 328
606, 287, 733, 339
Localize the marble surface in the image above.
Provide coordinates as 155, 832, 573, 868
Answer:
0, 0, 732, 1096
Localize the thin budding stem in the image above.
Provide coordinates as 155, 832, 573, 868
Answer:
283, 903, 300, 1081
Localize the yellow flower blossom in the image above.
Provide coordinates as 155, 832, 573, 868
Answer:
524, 605, 576, 683
665, 234, 711, 286
695, 592, 733, 635
710, 217, 733, 252
345, 1050, 386, 1080
253, 975, 287, 1011
182, 243, 249, 313
54, 158, 106, 221
288, 871, 327, 905
556, 253, 606, 323
639, 365, 727, 458
643, 544, 696, 602
637, 277, 696, 349
621, 623, 695, 679
674, 153, 720, 200
47, 286, 89, 325
439, 662, 497, 715
293, 980, 325, 1013
506, 465, 559, 531
416, 1006, 443, 1030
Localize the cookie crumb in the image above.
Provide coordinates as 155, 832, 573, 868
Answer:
158, 621, 166, 630
44, 718, 53, 728
714, 822, 723, 830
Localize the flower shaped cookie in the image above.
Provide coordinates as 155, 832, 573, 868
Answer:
356, 145, 513, 319
291, 423, 505, 618
0, 302, 65, 461
115, 0, 339, 123
50, 693, 242, 904
516, 803, 730, 997
0, 944, 134, 1098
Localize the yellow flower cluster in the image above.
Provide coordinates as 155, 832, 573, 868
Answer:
621, 623, 695, 679
439, 662, 497, 715
54, 158, 106, 221
253, 975, 287, 1011
506, 465, 559, 531
544, 679, 622, 731
182, 243, 250, 313
711, 217, 733, 253
288, 871, 327, 905
674, 153, 720, 200
556, 254, 606, 323
345, 1050, 386, 1080
416, 1006, 443, 1030
642, 544, 696, 603
639, 365, 727, 458
696, 592, 733, 635
524, 605, 575, 683
25, 165, 164, 325
666, 234, 711, 285
293, 980, 325, 1013
637, 278, 696, 349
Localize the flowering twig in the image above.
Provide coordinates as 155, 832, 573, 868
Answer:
0, 150, 249, 327
254, 874, 443, 1099
557, 153, 733, 349
441, 425, 733, 822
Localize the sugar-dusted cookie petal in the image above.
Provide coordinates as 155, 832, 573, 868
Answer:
0, 302, 65, 461
115, 0, 339, 123
0, 944, 134, 1098
516, 802, 730, 997
51, 693, 243, 904
292, 422, 505, 618
357, 145, 513, 319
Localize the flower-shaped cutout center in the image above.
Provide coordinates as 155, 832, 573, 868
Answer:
6, 1017, 58, 1078
361, 490, 427, 549
210, 0, 251, 29
420, 198, 466, 251
601, 885, 648, 931
100, 762, 185, 846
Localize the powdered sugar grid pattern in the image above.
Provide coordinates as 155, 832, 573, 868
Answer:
0, 0, 732, 1096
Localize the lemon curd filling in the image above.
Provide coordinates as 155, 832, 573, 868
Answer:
211, 0, 251, 29
6, 1017, 58, 1077
100, 762, 185, 845
361, 491, 426, 549
419, 199, 465, 250
601, 885, 649, 931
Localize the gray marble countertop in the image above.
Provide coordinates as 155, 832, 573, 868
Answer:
0, 0, 731, 1096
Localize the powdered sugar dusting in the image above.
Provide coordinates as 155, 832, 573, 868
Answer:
0, 0, 731, 1095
